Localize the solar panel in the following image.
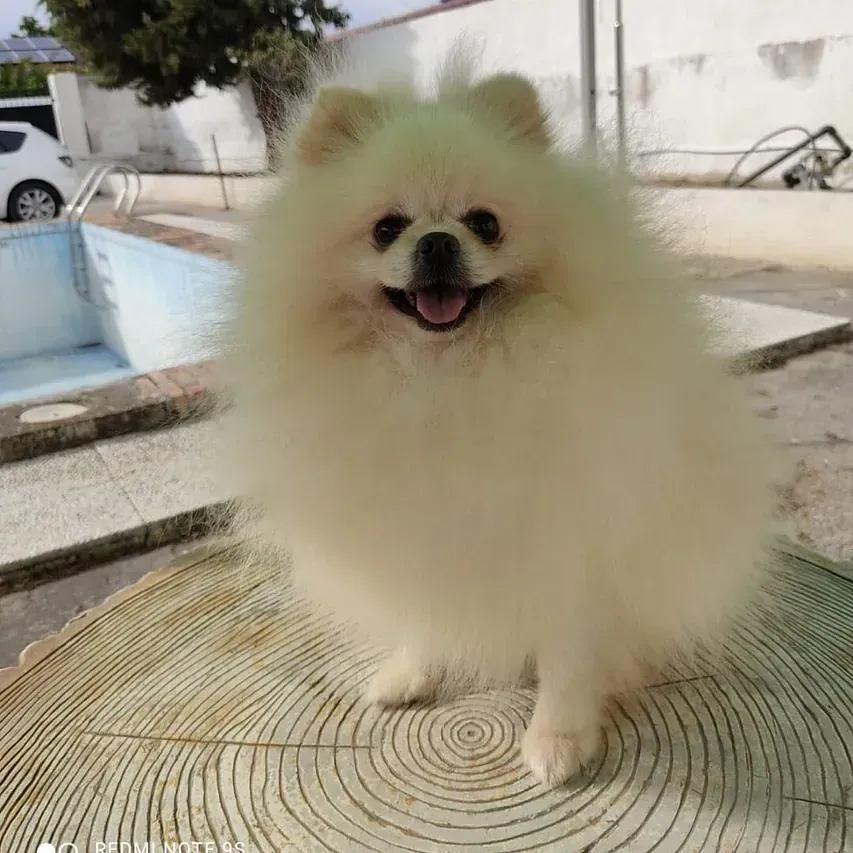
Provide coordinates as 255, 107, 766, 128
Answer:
0, 37, 76, 64
42, 49, 76, 62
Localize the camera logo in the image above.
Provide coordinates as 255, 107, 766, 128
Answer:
37, 844, 78, 853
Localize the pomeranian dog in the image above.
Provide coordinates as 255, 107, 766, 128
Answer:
222, 54, 778, 787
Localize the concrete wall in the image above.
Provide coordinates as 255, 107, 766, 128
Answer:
666, 187, 853, 269
343, 0, 853, 185
50, 72, 268, 174
82, 224, 230, 371
49, 73, 89, 157
125, 172, 853, 270
105, 173, 277, 211
0, 222, 100, 362
0, 221, 228, 372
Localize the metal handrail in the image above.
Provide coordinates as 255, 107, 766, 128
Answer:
65, 163, 142, 221
64, 163, 141, 307
726, 125, 852, 190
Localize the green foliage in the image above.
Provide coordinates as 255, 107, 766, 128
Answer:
13, 15, 55, 37
245, 29, 316, 166
0, 62, 51, 98
40, 0, 349, 108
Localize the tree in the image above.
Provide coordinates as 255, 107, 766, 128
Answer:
13, 15, 54, 38
0, 61, 51, 97
40, 0, 349, 108
245, 29, 316, 166
3, 16, 56, 98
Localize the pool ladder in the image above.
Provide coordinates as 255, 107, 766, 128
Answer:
65, 163, 142, 222
66, 164, 141, 306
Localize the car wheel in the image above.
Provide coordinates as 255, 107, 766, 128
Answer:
7, 181, 63, 222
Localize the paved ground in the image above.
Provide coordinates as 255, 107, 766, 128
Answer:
82, 196, 247, 223
693, 258, 853, 559
755, 344, 853, 559
686, 255, 853, 317
0, 542, 202, 669
0, 419, 225, 579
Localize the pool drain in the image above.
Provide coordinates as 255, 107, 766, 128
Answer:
19, 402, 89, 424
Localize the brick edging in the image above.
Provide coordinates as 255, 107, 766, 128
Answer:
0, 359, 219, 464
84, 213, 235, 261
4, 320, 849, 464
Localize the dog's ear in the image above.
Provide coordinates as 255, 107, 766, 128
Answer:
296, 87, 383, 166
467, 74, 550, 147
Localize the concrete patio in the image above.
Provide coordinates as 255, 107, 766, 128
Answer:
0, 419, 227, 591
0, 282, 850, 590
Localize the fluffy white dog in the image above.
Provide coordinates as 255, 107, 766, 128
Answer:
221, 56, 779, 787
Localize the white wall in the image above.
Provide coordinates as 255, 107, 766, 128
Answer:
344, 0, 853, 185
121, 171, 853, 271
48, 73, 89, 157
103, 173, 277, 210
666, 188, 853, 270
51, 73, 268, 174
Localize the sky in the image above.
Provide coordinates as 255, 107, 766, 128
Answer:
0, 0, 426, 39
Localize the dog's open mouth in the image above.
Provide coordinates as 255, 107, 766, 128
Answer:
382, 285, 491, 332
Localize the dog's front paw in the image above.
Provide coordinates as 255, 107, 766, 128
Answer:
521, 720, 601, 788
366, 652, 438, 708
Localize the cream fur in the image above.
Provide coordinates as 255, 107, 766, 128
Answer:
220, 56, 780, 787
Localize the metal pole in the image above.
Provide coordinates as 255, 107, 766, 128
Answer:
211, 133, 230, 211
613, 0, 626, 166
579, 0, 598, 155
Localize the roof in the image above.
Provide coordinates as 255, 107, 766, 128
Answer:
332, 0, 493, 40
0, 37, 76, 65
0, 96, 53, 108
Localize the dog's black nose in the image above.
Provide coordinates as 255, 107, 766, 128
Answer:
417, 231, 460, 266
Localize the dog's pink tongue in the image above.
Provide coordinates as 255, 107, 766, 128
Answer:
415, 291, 467, 325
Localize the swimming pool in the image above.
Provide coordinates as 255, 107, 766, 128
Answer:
3, 217, 851, 410
0, 220, 229, 406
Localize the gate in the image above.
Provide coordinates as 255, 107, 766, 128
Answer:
0, 94, 59, 139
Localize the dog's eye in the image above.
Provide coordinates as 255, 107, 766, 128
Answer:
373, 215, 409, 248
463, 210, 500, 244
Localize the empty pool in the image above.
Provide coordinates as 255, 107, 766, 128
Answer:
0, 219, 228, 406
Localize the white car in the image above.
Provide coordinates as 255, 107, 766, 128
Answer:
0, 121, 83, 222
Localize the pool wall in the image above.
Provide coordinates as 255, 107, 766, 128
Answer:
0, 222, 101, 362
81, 224, 229, 372
0, 219, 230, 377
